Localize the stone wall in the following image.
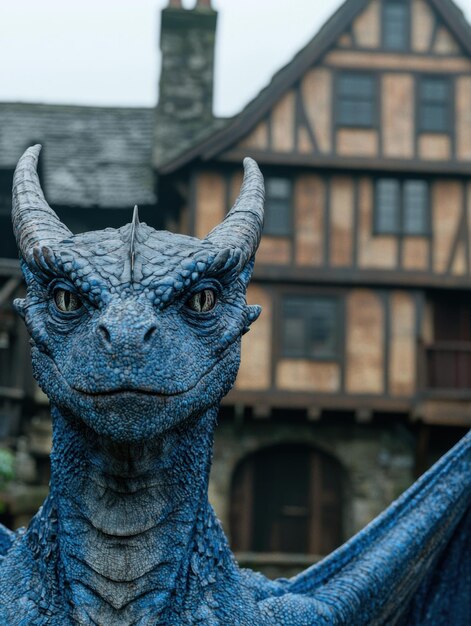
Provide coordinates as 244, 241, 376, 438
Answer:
209, 414, 416, 577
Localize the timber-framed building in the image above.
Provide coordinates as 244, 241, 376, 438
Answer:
1, 0, 471, 575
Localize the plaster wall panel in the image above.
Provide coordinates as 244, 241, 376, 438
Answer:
257, 237, 291, 265
352, 0, 380, 48
433, 27, 460, 55
297, 126, 314, 154
271, 91, 295, 152
389, 292, 416, 397
195, 171, 226, 239
418, 134, 451, 161
346, 290, 384, 394
277, 360, 340, 392
337, 129, 378, 157
382, 74, 414, 159
456, 77, 471, 160
432, 181, 462, 273
402, 238, 429, 271
295, 175, 325, 266
236, 285, 272, 390
239, 121, 269, 151
412, 0, 435, 52
330, 176, 354, 267
451, 242, 467, 276
302, 68, 332, 153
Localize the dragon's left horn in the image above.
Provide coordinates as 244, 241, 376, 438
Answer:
205, 157, 264, 262
12, 144, 72, 260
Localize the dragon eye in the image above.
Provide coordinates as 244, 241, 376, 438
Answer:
186, 289, 217, 313
53, 288, 82, 313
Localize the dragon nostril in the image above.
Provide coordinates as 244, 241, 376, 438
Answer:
143, 325, 157, 343
98, 324, 112, 346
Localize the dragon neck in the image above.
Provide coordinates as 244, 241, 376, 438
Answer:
46, 405, 223, 623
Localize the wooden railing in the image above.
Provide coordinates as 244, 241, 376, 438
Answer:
426, 342, 471, 390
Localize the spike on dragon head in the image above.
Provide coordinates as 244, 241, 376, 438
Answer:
12, 145, 264, 442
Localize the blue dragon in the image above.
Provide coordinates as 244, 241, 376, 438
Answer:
0, 145, 470, 624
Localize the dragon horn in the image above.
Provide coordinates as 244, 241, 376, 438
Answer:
12, 145, 72, 260
205, 157, 264, 262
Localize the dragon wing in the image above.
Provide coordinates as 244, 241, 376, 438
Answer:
257, 430, 471, 625
0, 523, 14, 557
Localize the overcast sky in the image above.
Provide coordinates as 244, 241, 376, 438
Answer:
1, 0, 471, 117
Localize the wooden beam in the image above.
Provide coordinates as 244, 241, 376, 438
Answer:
223, 389, 412, 413
251, 265, 471, 291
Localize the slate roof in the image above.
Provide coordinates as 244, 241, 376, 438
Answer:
159, 0, 471, 174
0, 103, 156, 208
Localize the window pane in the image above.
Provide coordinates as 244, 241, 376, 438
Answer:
403, 180, 428, 235
420, 78, 449, 132
421, 79, 448, 102
338, 75, 374, 97
422, 103, 448, 132
384, 1, 408, 50
308, 299, 338, 358
264, 177, 291, 235
338, 100, 374, 126
376, 179, 400, 234
282, 297, 339, 359
337, 74, 375, 127
267, 178, 291, 199
283, 317, 305, 357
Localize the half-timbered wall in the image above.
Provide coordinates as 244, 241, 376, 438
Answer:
184, 0, 471, 419
228, 0, 471, 166
233, 285, 418, 402
192, 169, 471, 282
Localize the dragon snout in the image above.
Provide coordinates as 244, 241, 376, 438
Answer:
96, 301, 159, 354
97, 320, 158, 351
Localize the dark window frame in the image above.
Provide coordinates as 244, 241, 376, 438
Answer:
418, 75, 452, 134
281, 294, 342, 361
263, 175, 294, 237
381, 0, 411, 52
335, 72, 378, 129
373, 177, 431, 237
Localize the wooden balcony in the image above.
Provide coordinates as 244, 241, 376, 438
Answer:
425, 342, 471, 391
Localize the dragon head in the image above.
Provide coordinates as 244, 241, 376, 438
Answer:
12, 145, 264, 443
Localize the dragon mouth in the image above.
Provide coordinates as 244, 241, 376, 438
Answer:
43, 351, 222, 404
71, 387, 188, 398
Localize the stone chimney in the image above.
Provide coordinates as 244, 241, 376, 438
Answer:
154, 0, 218, 167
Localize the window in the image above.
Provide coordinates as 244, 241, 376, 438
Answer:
282, 296, 339, 359
419, 77, 451, 133
264, 177, 292, 236
336, 73, 376, 127
375, 179, 429, 235
383, 0, 409, 50
376, 179, 400, 233
403, 180, 428, 235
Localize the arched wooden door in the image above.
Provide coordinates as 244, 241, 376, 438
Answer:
230, 444, 344, 555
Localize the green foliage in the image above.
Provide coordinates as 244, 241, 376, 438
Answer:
0, 448, 14, 489
0, 448, 14, 514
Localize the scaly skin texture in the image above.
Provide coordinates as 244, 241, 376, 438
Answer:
0, 145, 470, 625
